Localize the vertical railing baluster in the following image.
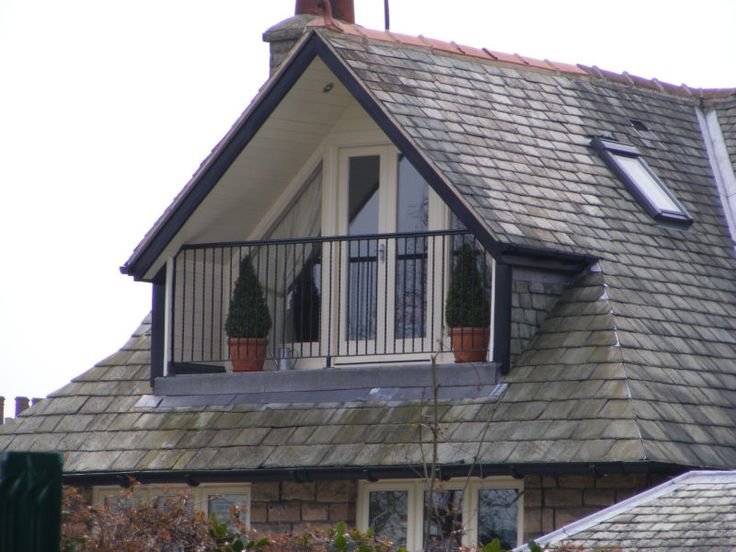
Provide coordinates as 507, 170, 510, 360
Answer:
383, 236, 389, 355
200, 247, 206, 362
190, 248, 196, 361
171, 253, 178, 365
217, 247, 223, 361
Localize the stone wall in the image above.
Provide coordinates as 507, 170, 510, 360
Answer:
250, 480, 357, 533
249, 473, 667, 543
511, 270, 569, 363
522, 473, 666, 543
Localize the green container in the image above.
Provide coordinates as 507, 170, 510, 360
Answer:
0, 452, 63, 551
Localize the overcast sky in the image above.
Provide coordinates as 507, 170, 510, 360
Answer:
1, 0, 734, 419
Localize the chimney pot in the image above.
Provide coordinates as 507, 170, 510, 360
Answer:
330, 0, 355, 23
15, 396, 29, 416
295, 0, 322, 16
295, 0, 355, 23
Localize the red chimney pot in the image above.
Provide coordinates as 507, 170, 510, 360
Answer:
330, 0, 355, 23
295, 0, 355, 23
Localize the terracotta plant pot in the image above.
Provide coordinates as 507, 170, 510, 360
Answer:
228, 337, 267, 372
449, 327, 490, 363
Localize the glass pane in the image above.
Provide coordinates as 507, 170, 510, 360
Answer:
369, 490, 408, 548
397, 156, 428, 233
477, 489, 518, 549
349, 156, 380, 236
424, 490, 463, 551
287, 248, 321, 343
263, 166, 323, 347
395, 157, 428, 340
614, 154, 680, 213
395, 236, 427, 340
208, 493, 249, 529
347, 156, 380, 341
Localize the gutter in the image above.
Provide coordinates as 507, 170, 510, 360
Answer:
62, 461, 681, 488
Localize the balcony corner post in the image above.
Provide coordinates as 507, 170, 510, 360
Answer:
492, 262, 512, 374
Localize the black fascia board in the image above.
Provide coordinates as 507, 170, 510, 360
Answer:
62, 461, 684, 487
121, 34, 326, 281
590, 137, 693, 226
492, 262, 512, 374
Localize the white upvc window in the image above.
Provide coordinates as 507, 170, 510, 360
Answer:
93, 483, 251, 529
356, 478, 523, 551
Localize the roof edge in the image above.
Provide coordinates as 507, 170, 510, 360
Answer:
62, 460, 682, 487
121, 31, 322, 281
514, 469, 736, 551
310, 18, 735, 98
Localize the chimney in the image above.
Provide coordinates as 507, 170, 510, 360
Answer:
0, 397, 4, 425
263, 0, 355, 76
15, 396, 29, 417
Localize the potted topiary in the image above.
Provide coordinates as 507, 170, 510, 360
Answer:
445, 243, 490, 363
225, 256, 272, 372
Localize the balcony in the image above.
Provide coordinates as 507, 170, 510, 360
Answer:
167, 229, 492, 373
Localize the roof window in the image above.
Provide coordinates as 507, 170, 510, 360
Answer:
591, 137, 692, 225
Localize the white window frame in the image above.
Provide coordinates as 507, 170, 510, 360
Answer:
93, 482, 251, 529
356, 477, 523, 551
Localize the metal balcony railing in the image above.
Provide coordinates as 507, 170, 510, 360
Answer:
169, 230, 491, 370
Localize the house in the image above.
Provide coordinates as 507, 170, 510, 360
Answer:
2, 0, 736, 549
516, 470, 736, 551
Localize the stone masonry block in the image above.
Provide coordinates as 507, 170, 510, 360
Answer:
542, 476, 558, 488
302, 504, 329, 521
595, 474, 646, 489
316, 480, 356, 502
251, 482, 280, 502
558, 475, 596, 489
328, 502, 354, 523
250, 503, 268, 523
524, 507, 554, 541
282, 481, 316, 501
583, 488, 616, 506
544, 488, 582, 507
554, 506, 599, 528
523, 488, 541, 507
268, 503, 301, 523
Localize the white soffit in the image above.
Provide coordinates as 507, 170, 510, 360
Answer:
698, 108, 736, 249
143, 58, 356, 279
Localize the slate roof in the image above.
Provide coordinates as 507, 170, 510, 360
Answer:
519, 470, 736, 551
2, 22, 736, 477
315, 27, 736, 468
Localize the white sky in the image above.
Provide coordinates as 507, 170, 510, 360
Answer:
1, 0, 734, 419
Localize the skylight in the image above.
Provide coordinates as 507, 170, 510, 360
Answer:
591, 137, 692, 225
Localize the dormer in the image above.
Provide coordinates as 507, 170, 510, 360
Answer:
120, 3, 592, 387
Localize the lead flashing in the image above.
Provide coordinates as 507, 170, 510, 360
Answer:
697, 108, 736, 251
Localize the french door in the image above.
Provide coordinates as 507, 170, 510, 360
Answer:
332, 146, 443, 361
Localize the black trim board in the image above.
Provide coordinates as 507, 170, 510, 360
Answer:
63, 461, 684, 487
493, 262, 512, 374
150, 281, 166, 385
